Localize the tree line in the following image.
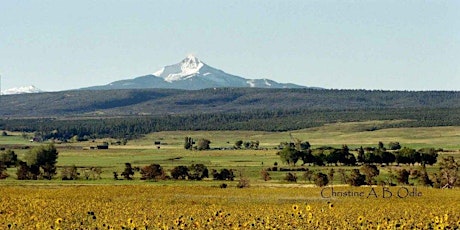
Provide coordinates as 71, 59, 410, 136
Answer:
1, 107, 459, 140
1, 144, 458, 189
2, 88, 459, 117
0, 145, 237, 183
272, 156, 459, 189
277, 141, 439, 167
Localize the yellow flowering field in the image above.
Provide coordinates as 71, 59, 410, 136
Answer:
0, 185, 458, 229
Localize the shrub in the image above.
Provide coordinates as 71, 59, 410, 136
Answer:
388, 142, 401, 150
314, 172, 329, 187
284, 172, 297, 182
361, 165, 380, 185
261, 169, 271, 181
396, 169, 410, 185
0, 162, 8, 179
211, 169, 235, 181
17, 162, 37, 180
237, 178, 250, 188
188, 164, 209, 180
171, 166, 189, 180
196, 139, 211, 150
140, 164, 166, 181
0, 149, 18, 167
347, 169, 365, 186
418, 167, 433, 187
302, 169, 314, 182
219, 183, 227, 188
84, 167, 102, 180
61, 165, 79, 180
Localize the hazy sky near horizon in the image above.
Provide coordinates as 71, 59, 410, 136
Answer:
1, 1, 459, 91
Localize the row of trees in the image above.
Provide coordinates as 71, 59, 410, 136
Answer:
234, 140, 260, 150
184, 137, 261, 151
1, 143, 456, 189
274, 156, 460, 188
274, 156, 459, 188
115, 162, 236, 182
0, 145, 237, 182
278, 141, 438, 167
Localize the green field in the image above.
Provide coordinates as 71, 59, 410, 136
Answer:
1, 121, 459, 185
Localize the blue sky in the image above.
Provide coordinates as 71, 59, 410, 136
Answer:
1, 0, 459, 91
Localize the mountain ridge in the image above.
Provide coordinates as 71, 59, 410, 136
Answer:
1, 88, 458, 118
85, 55, 309, 90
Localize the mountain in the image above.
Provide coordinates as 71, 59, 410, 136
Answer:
1, 85, 43, 95
86, 55, 308, 90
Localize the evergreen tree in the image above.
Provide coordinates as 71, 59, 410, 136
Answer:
24, 144, 59, 180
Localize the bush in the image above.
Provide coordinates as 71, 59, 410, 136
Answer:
313, 172, 329, 187
219, 183, 227, 188
0, 162, 8, 179
237, 178, 250, 188
196, 139, 211, 150
140, 164, 166, 181
171, 166, 189, 180
388, 142, 401, 150
261, 169, 271, 181
61, 165, 79, 180
188, 164, 208, 180
211, 169, 235, 181
83, 167, 102, 180
396, 169, 410, 185
0, 150, 18, 167
361, 165, 380, 185
284, 172, 297, 182
16, 162, 37, 180
302, 169, 314, 182
347, 169, 365, 186
418, 167, 433, 187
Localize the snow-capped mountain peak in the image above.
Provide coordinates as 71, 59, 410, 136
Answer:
154, 55, 204, 82
85, 55, 309, 90
1, 85, 43, 95
181, 54, 201, 69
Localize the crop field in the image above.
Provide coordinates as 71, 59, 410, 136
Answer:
0, 185, 459, 229
1, 121, 459, 228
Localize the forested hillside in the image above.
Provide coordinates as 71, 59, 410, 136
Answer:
1, 88, 459, 117
0, 88, 459, 140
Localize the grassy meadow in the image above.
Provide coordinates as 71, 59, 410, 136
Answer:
1, 121, 459, 228
1, 121, 459, 184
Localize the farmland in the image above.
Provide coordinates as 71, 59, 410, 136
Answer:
0, 185, 459, 229
1, 121, 459, 228
1, 122, 459, 184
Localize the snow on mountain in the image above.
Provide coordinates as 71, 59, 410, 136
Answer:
1, 85, 43, 95
85, 55, 308, 90
154, 54, 204, 82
